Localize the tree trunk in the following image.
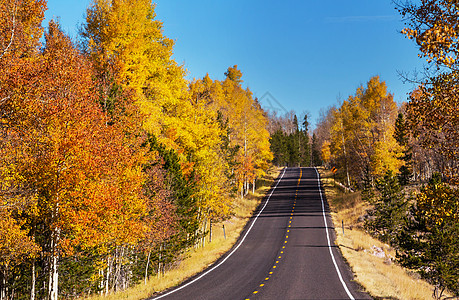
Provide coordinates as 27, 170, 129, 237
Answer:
202, 218, 207, 248
48, 233, 59, 300
99, 269, 104, 295
158, 244, 162, 278
30, 260, 35, 300
1, 267, 7, 300
105, 257, 111, 296
209, 219, 212, 243
145, 251, 151, 285
48, 208, 60, 300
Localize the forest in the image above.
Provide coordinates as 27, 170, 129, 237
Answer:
0, 0, 458, 299
0, 0, 272, 298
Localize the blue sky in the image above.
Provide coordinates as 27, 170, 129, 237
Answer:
44, 0, 425, 127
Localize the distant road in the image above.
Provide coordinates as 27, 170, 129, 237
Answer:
150, 168, 371, 300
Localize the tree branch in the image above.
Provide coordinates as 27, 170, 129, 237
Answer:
0, 1, 19, 60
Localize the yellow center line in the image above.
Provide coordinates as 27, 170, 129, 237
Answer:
248, 169, 302, 297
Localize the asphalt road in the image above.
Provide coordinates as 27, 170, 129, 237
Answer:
150, 168, 371, 300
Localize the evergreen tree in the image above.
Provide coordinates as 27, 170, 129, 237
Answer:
300, 114, 311, 167
394, 112, 412, 185
270, 129, 288, 166
365, 170, 407, 244
287, 132, 299, 167
311, 133, 322, 166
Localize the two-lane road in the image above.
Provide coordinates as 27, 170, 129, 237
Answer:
151, 168, 371, 300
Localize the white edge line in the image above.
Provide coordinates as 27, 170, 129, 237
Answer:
315, 167, 355, 300
152, 167, 287, 299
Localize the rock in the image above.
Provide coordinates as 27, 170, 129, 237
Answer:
371, 245, 386, 258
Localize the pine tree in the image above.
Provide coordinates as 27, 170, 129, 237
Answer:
311, 133, 322, 166
300, 114, 311, 167
394, 112, 412, 185
365, 171, 407, 244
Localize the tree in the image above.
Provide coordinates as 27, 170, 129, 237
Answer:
406, 76, 458, 183
397, 175, 458, 298
365, 171, 407, 244
397, 0, 459, 183
394, 112, 412, 185
210, 66, 272, 197
0, 20, 147, 299
224, 65, 243, 84
311, 133, 322, 166
300, 114, 311, 167
327, 76, 403, 187
397, 0, 459, 70
0, 0, 46, 59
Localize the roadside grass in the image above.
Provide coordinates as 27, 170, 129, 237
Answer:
83, 167, 281, 300
318, 167, 443, 300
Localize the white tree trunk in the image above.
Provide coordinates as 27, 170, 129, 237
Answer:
31, 260, 35, 300
1, 269, 6, 300
48, 235, 59, 300
145, 251, 151, 285
105, 257, 111, 296
48, 205, 60, 300
99, 269, 104, 295
158, 244, 163, 278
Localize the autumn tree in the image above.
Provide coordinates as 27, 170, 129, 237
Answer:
208, 65, 272, 197
313, 106, 336, 168
0, 0, 46, 59
397, 0, 459, 183
405, 77, 458, 183
0, 0, 275, 297
0, 19, 147, 299
397, 174, 458, 298
0, 0, 46, 297
326, 76, 403, 187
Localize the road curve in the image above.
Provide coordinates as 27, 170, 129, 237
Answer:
150, 168, 371, 300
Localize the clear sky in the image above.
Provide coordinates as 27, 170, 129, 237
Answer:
44, 0, 425, 127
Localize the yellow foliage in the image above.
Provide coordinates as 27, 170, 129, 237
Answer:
0, 211, 39, 268
328, 76, 403, 182
321, 140, 331, 163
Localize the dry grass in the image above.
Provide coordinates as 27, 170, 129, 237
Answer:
319, 167, 444, 300
83, 167, 281, 300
